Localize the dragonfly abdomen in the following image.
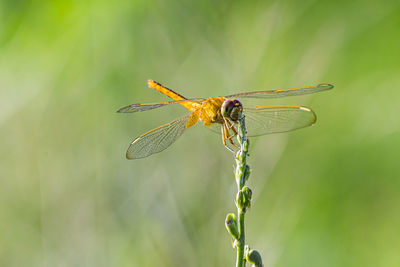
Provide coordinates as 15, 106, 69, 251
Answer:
148, 80, 201, 112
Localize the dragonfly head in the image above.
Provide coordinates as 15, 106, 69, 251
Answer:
221, 99, 243, 121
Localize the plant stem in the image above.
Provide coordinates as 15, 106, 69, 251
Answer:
226, 114, 262, 266
236, 211, 245, 267
235, 116, 249, 267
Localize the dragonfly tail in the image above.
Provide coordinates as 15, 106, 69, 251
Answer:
148, 80, 187, 101
147, 80, 199, 112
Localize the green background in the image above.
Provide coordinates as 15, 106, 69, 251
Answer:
1, 0, 399, 266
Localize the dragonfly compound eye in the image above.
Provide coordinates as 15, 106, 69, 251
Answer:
221, 99, 243, 121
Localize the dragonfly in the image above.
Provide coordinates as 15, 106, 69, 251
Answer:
118, 80, 333, 159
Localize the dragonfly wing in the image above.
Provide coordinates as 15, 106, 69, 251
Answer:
243, 105, 317, 137
226, 84, 333, 99
126, 114, 191, 159
117, 98, 205, 113
118, 102, 173, 113
203, 122, 223, 136
206, 123, 221, 133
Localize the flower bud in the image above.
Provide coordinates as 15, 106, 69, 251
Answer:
246, 249, 263, 267
225, 213, 239, 240
236, 190, 245, 211
242, 186, 252, 210
243, 137, 249, 151
237, 187, 252, 211
243, 165, 251, 183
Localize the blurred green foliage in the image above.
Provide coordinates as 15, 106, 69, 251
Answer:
1, 0, 399, 266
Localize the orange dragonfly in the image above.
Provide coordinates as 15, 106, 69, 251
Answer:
118, 80, 333, 159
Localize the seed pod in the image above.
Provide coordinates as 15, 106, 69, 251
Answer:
242, 186, 252, 211
225, 213, 239, 240
236, 191, 245, 211
246, 249, 263, 267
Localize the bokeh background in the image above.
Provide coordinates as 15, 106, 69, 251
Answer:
1, 0, 399, 266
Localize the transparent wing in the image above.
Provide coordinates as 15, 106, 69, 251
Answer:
243, 105, 317, 137
117, 98, 205, 113
126, 114, 191, 159
204, 105, 316, 136
205, 123, 222, 134
225, 84, 333, 99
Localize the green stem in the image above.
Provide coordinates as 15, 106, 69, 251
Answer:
226, 114, 263, 266
235, 116, 249, 267
236, 210, 245, 267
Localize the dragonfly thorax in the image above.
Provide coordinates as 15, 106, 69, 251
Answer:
198, 97, 226, 126
221, 99, 242, 122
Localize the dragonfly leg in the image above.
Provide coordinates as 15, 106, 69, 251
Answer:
221, 124, 227, 147
225, 118, 238, 136
224, 119, 240, 149
227, 120, 236, 130
228, 124, 240, 149
227, 134, 239, 149
229, 121, 238, 136
222, 124, 235, 153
